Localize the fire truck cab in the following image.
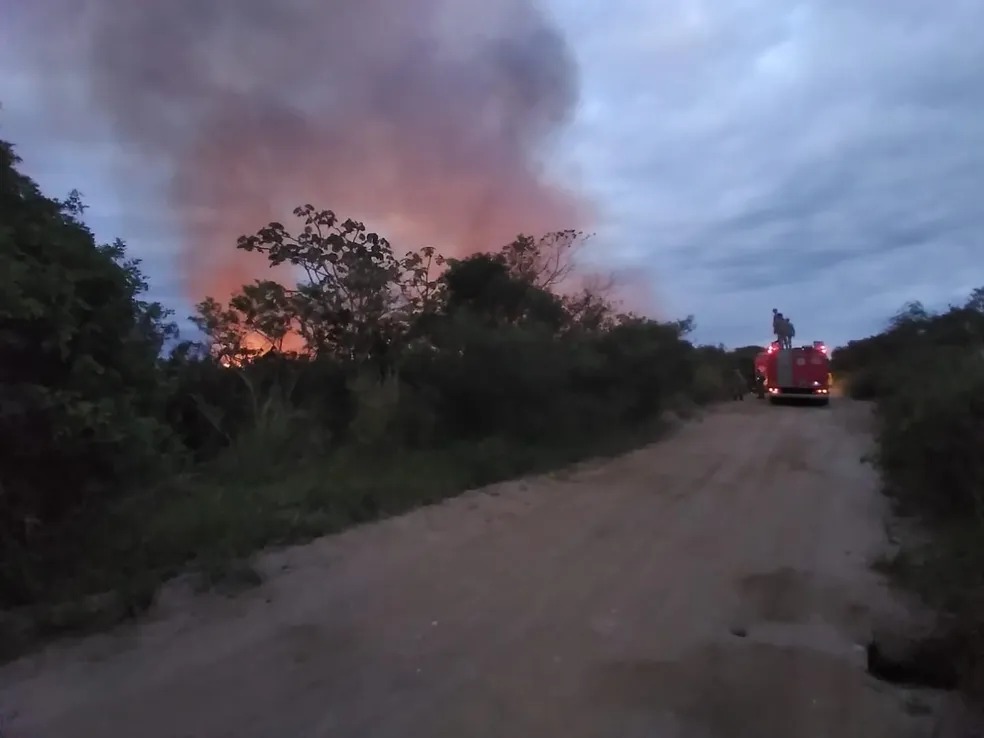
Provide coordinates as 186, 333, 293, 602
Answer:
757, 341, 831, 405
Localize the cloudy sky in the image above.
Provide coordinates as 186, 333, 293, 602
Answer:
1, 0, 982, 348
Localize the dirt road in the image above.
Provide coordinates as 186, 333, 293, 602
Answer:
0, 400, 945, 737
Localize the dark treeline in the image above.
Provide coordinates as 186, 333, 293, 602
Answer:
0, 139, 754, 629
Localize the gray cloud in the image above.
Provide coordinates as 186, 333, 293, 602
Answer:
556, 0, 984, 345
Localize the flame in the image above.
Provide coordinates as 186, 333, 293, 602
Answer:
217, 329, 308, 368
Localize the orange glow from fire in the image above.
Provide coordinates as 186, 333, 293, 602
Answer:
217, 328, 309, 368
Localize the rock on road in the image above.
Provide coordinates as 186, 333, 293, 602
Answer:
0, 400, 945, 737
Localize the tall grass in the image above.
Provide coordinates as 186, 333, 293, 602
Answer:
1, 370, 681, 655
870, 349, 984, 696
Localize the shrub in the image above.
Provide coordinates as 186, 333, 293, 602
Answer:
0, 142, 177, 606
840, 293, 984, 697
874, 351, 984, 522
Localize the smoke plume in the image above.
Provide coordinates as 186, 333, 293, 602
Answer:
7, 0, 589, 301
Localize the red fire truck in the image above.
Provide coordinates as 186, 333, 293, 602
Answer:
755, 340, 831, 405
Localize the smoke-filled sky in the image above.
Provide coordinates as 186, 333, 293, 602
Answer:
2, 0, 983, 347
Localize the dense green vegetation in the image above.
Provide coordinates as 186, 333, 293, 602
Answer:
833, 294, 984, 696
0, 138, 756, 639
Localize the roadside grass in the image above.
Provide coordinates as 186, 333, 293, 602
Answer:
0, 413, 676, 660
871, 519, 984, 695
866, 354, 984, 699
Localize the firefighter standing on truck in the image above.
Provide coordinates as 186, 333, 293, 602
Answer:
773, 309, 792, 348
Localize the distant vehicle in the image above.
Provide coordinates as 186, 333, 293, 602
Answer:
758, 342, 831, 405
